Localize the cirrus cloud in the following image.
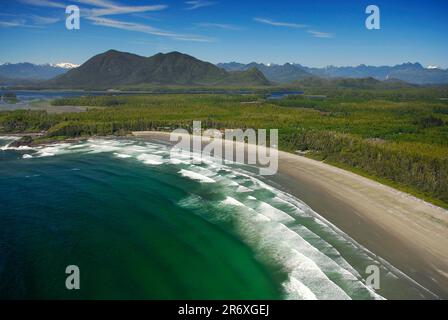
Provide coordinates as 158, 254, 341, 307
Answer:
254, 17, 307, 28
195, 22, 240, 30
13, 0, 213, 43
185, 1, 216, 10
87, 16, 215, 42
254, 17, 334, 39
307, 30, 333, 38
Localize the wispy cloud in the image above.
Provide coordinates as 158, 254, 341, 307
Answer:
0, 13, 52, 28
254, 17, 307, 28
195, 22, 240, 30
21, 0, 167, 17
307, 30, 333, 38
0, 19, 28, 28
84, 5, 167, 17
72, 0, 119, 7
0, 20, 43, 28
30, 15, 60, 25
75, 0, 168, 17
254, 17, 334, 38
15, 0, 213, 42
19, 0, 65, 9
185, 1, 216, 10
1, 3, 60, 28
87, 16, 214, 42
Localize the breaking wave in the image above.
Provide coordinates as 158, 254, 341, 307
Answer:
1, 137, 430, 299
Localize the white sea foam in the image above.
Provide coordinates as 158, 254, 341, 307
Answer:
67, 144, 87, 149
137, 154, 164, 165
220, 196, 270, 222
256, 202, 295, 223
290, 224, 362, 278
216, 196, 353, 299
222, 197, 245, 207
1, 145, 36, 151
179, 169, 215, 183
179, 161, 386, 300
169, 158, 188, 165
85, 142, 122, 154
236, 185, 252, 193
186, 163, 222, 178
35, 143, 72, 157
283, 277, 317, 300
114, 153, 132, 159
0, 135, 21, 141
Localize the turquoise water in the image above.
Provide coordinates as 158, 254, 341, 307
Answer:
0, 137, 437, 299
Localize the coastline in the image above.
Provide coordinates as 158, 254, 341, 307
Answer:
132, 131, 448, 298
275, 151, 448, 299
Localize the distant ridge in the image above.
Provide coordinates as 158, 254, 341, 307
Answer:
217, 62, 311, 83
49, 50, 270, 88
291, 76, 416, 89
218, 62, 448, 85
0, 62, 75, 80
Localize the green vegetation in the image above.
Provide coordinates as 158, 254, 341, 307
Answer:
0, 88, 447, 207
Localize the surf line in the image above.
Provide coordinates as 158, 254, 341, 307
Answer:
169, 121, 278, 175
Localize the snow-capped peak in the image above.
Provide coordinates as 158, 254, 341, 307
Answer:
51, 62, 80, 69
427, 65, 439, 69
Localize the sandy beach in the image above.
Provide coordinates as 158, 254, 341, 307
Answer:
276, 151, 448, 298
133, 131, 448, 298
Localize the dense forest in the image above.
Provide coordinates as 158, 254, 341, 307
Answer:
1, 88, 447, 207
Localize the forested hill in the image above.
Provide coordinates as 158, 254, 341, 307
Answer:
48, 50, 270, 89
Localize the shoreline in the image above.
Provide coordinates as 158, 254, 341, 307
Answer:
2, 131, 447, 298
274, 151, 448, 299
132, 131, 448, 298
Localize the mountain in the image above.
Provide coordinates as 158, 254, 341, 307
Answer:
385, 63, 448, 85
218, 62, 311, 83
0, 76, 42, 87
51, 62, 80, 69
49, 50, 269, 88
292, 76, 416, 89
299, 62, 448, 85
219, 61, 448, 85
50, 50, 148, 88
0, 62, 77, 80
216, 62, 248, 72
215, 67, 269, 86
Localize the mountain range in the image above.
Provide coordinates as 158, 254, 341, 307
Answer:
217, 62, 448, 85
47, 50, 269, 88
217, 62, 311, 84
2, 50, 448, 88
0, 62, 78, 81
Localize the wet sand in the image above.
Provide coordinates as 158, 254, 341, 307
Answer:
132, 131, 448, 298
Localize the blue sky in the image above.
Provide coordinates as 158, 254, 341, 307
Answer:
0, 0, 447, 68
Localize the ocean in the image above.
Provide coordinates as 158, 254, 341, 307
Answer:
0, 136, 437, 299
